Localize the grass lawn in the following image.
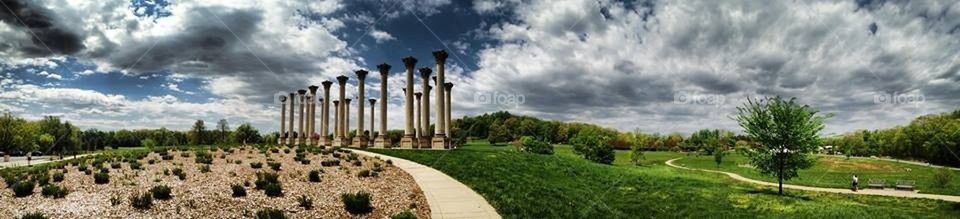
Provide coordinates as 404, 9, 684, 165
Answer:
673, 152, 960, 195
368, 141, 960, 218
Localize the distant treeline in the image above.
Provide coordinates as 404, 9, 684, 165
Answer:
825, 109, 960, 167
0, 112, 265, 157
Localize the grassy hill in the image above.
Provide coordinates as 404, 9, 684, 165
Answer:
673, 152, 960, 195
369, 141, 960, 218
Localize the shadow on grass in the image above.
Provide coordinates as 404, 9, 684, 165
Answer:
745, 188, 813, 201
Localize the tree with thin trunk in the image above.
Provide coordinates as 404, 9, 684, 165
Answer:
217, 119, 230, 144
191, 120, 206, 145
734, 96, 827, 195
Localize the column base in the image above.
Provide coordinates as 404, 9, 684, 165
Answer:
319, 138, 331, 147
400, 135, 417, 149
373, 136, 392, 148
432, 135, 450, 149
418, 137, 432, 149
278, 138, 284, 145
352, 137, 368, 148
332, 137, 348, 147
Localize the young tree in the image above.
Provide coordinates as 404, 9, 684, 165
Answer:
734, 96, 827, 195
217, 119, 230, 144
232, 123, 261, 145
487, 122, 511, 145
191, 120, 207, 145
0, 112, 32, 162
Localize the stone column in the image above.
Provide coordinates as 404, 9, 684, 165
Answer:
374, 64, 391, 148
432, 50, 450, 149
287, 93, 295, 145
414, 92, 422, 148
444, 83, 453, 139
334, 75, 349, 147
305, 94, 313, 145
369, 98, 376, 146
333, 100, 340, 143
279, 95, 287, 145
345, 98, 352, 145
419, 67, 434, 148
321, 81, 333, 146
308, 85, 319, 145
400, 57, 417, 148
353, 70, 369, 147
297, 89, 307, 145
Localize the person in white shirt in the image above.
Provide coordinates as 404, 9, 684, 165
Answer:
852, 175, 859, 192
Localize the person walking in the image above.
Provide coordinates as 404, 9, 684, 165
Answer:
852, 175, 859, 192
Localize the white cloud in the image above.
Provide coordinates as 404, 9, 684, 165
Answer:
369, 29, 396, 43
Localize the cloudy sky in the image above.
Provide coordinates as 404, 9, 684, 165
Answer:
1, 0, 958, 135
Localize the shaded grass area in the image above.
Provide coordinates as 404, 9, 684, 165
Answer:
369, 141, 960, 218
673, 152, 960, 195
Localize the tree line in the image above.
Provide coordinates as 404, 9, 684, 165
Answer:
824, 109, 960, 167
0, 112, 264, 160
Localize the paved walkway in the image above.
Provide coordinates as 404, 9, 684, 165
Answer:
348, 149, 501, 219
665, 158, 960, 203
0, 153, 99, 169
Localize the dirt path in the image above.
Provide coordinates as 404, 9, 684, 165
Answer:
665, 157, 960, 203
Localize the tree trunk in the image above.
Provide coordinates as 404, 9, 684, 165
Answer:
778, 166, 784, 195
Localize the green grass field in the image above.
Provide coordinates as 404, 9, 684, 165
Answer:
368, 141, 960, 218
673, 152, 960, 195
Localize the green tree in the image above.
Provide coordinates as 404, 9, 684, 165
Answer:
734, 96, 827, 195
0, 112, 33, 161
487, 121, 511, 145
217, 119, 230, 144
570, 127, 615, 164
141, 138, 157, 149
37, 134, 55, 154
191, 120, 207, 145
232, 123, 261, 145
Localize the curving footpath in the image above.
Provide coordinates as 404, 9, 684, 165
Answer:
348, 149, 501, 219
665, 158, 960, 203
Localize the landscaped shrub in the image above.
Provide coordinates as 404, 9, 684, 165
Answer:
147, 159, 156, 165
99, 167, 109, 173
77, 165, 88, 172
94, 173, 110, 184
297, 195, 313, 209
234, 160, 242, 165
250, 162, 263, 169
300, 159, 311, 165
255, 209, 286, 219
195, 151, 213, 164
12, 181, 36, 197
20, 212, 47, 219
391, 210, 417, 219
255, 172, 280, 190
570, 130, 615, 164
933, 169, 955, 188
231, 184, 247, 197
172, 168, 186, 180
161, 155, 174, 160
268, 162, 282, 171
321, 159, 340, 167
341, 191, 373, 215
33, 173, 50, 186
308, 170, 322, 182
129, 161, 143, 170
198, 165, 211, 173
283, 148, 291, 154
84, 169, 92, 175
263, 183, 283, 197
270, 148, 280, 153
51, 172, 65, 182
110, 195, 123, 206
352, 160, 362, 166
519, 136, 554, 155
180, 152, 191, 157
111, 162, 122, 169
129, 192, 153, 210
150, 185, 172, 200
40, 185, 68, 198
357, 169, 377, 178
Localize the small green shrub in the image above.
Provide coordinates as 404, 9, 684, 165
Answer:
255, 209, 286, 219
110, 195, 123, 206
352, 160, 362, 166
341, 191, 373, 215
161, 155, 174, 160
129, 192, 153, 210
33, 173, 49, 186
51, 172, 65, 182
94, 173, 110, 184
268, 162, 282, 171
357, 169, 377, 178
172, 168, 186, 180
129, 161, 142, 170
250, 162, 263, 169
20, 212, 47, 219
391, 210, 417, 219
308, 170, 322, 182
234, 160, 242, 165
195, 151, 213, 164
111, 162, 121, 169
12, 181, 36, 197
519, 136, 554, 155
255, 172, 280, 190
77, 165, 88, 172
150, 185, 172, 200
84, 169, 92, 175
933, 169, 955, 188
231, 184, 247, 197
199, 165, 211, 173
321, 159, 340, 167
300, 159, 311, 165
40, 185, 68, 198
263, 183, 283, 197
297, 195, 313, 209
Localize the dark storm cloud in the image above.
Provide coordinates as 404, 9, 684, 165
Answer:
0, 0, 85, 55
